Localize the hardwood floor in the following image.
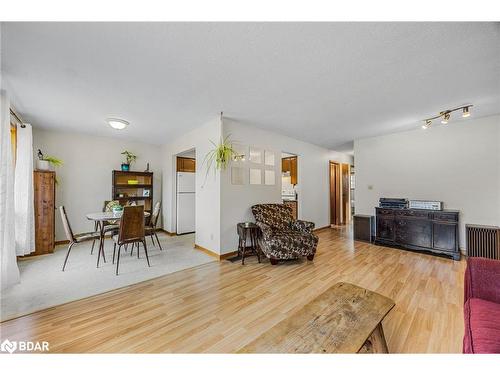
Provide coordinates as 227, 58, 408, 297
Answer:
0, 228, 466, 353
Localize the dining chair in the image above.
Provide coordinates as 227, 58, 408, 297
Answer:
60, 206, 101, 271
145, 201, 162, 250
90, 200, 120, 254
112, 205, 150, 275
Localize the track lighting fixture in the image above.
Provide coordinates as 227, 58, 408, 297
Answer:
421, 104, 473, 129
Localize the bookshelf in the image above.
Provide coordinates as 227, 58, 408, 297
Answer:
112, 170, 153, 215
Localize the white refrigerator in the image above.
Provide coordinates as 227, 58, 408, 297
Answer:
176, 172, 195, 234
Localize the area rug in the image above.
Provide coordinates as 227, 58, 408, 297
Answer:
0, 233, 215, 322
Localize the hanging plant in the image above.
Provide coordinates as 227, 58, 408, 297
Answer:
203, 134, 237, 180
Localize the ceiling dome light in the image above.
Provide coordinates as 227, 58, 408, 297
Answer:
462, 106, 471, 118
441, 112, 450, 125
107, 118, 129, 130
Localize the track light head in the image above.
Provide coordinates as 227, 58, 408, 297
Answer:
441, 112, 450, 125
422, 119, 432, 129
462, 106, 471, 118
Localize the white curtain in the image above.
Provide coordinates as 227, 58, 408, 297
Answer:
14, 123, 35, 256
0, 91, 20, 289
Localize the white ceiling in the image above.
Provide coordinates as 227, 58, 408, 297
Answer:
2, 22, 499, 150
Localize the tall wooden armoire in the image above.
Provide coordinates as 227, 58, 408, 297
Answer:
34, 170, 55, 255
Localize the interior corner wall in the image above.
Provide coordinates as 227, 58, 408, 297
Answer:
32, 128, 163, 241
161, 118, 222, 253
354, 114, 500, 249
220, 119, 353, 255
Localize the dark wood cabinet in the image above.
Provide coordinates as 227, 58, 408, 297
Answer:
432, 222, 457, 252
395, 217, 432, 248
376, 216, 395, 241
375, 207, 460, 260
353, 214, 374, 243
34, 170, 55, 255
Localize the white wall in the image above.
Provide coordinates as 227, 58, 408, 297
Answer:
220, 119, 353, 254
32, 128, 162, 241
161, 118, 222, 253
354, 115, 500, 248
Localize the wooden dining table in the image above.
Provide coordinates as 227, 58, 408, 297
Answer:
86, 211, 150, 268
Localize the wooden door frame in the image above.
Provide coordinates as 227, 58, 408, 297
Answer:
329, 161, 341, 225
330, 161, 351, 225
341, 163, 350, 224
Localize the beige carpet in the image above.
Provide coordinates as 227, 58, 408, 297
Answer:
0, 233, 215, 322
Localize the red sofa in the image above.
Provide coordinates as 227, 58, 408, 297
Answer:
463, 257, 500, 353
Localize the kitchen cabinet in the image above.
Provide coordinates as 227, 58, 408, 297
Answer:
282, 156, 297, 185
177, 157, 196, 172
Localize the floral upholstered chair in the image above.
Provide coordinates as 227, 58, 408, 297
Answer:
251, 203, 319, 265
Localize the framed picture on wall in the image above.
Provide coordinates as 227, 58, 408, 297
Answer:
249, 147, 262, 164
249, 168, 262, 185
231, 166, 245, 185
264, 150, 275, 166
264, 170, 275, 185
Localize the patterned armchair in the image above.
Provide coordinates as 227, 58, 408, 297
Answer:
251, 204, 319, 264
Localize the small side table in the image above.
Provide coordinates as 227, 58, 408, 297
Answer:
237, 222, 261, 265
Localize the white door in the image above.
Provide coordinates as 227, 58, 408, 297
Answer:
177, 172, 195, 193
177, 192, 195, 234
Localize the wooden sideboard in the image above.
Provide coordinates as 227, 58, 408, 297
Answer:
375, 207, 460, 260
34, 170, 55, 255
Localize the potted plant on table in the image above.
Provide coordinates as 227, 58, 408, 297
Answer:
121, 150, 137, 171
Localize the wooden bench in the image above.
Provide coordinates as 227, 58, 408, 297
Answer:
239, 282, 395, 353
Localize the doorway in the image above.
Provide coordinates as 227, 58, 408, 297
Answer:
175, 149, 196, 235
329, 161, 351, 225
281, 152, 298, 220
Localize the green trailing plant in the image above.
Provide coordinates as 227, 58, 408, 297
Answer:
121, 150, 137, 165
37, 150, 63, 184
203, 134, 238, 182
37, 149, 63, 167
42, 156, 63, 167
